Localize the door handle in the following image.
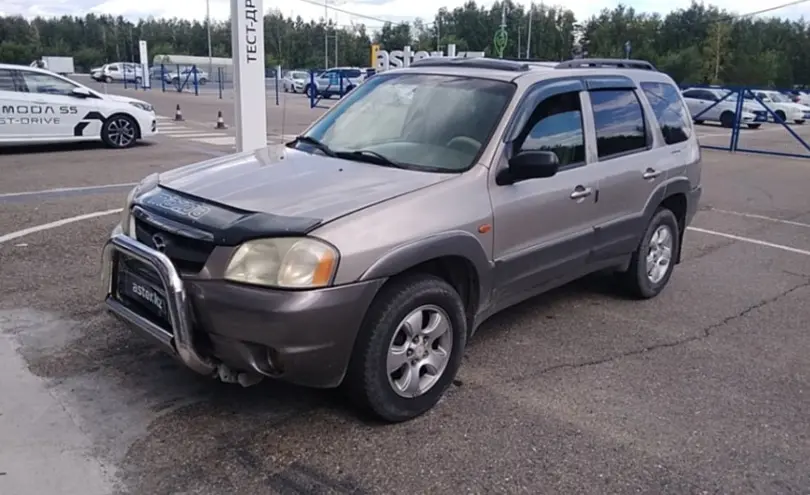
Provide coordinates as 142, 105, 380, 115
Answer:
569, 186, 593, 200
642, 168, 662, 180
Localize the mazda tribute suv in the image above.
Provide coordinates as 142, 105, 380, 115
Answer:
102, 57, 702, 423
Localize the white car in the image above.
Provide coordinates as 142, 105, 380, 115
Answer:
745, 89, 810, 124
0, 63, 157, 149
681, 87, 765, 129
282, 70, 309, 93
310, 67, 366, 98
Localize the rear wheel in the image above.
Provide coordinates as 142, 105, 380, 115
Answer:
344, 274, 467, 423
104, 76, 113, 83
101, 114, 138, 149
199, 78, 207, 85
720, 111, 735, 128
747, 123, 761, 129
775, 110, 787, 122
794, 119, 804, 125
617, 207, 680, 299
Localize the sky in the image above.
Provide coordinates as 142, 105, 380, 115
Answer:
2, 0, 809, 32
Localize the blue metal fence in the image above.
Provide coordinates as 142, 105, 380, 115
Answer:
679, 84, 810, 159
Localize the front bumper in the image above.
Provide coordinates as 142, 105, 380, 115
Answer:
101, 232, 384, 388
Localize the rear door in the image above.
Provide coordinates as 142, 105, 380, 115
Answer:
583, 78, 669, 262
0, 68, 28, 141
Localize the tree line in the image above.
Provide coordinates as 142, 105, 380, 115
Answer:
1, 1, 809, 87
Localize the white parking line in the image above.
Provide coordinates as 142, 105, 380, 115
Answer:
191, 136, 235, 146
705, 208, 810, 229
0, 209, 121, 244
687, 226, 810, 256
0, 183, 136, 199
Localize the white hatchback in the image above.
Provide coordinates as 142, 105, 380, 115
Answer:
0, 63, 158, 149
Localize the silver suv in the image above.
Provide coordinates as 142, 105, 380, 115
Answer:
102, 57, 702, 423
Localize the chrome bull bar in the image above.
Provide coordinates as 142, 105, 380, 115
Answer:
101, 232, 216, 377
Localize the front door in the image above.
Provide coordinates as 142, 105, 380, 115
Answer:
490, 85, 598, 304
17, 69, 96, 141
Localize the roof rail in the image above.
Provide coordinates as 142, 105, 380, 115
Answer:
408, 57, 531, 72
555, 58, 657, 71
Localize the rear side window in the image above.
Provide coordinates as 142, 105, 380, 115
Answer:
589, 89, 648, 159
342, 69, 362, 78
0, 69, 16, 91
640, 81, 692, 146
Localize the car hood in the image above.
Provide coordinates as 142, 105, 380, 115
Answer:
156, 144, 456, 222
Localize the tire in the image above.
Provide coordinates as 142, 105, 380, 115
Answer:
747, 123, 761, 129
776, 110, 786, 122
694, 120, 704, 125
199, 78, 207, 85
720, 111, 735, 128
795, 120, 804, 125
135, 77, 142, 86
344, 274, 468, 423
305, 84, 313, 97
617, 207, 680, 299
101, 114, 139, 149
104, 76, 113, 83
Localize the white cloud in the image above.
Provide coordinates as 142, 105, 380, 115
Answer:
4, 0, 810, 32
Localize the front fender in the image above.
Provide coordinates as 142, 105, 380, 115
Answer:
358, 230, 494, 309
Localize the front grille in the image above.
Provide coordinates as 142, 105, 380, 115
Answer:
134, 219, 215, 273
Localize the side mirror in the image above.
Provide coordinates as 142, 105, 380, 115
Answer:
71, 87, 92, 98
496, 150, 559, 185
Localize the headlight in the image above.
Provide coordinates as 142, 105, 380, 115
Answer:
129, 101, 154, 112
224, 237, 339, 289
120, 173, 159, 237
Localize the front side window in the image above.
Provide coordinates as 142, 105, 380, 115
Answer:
590, 89, 648, 160
20, 71, 79, 96
516, 91, 585, 167
640, 81, 692, 145
299, 73, 516, 172
342, 69, 362, 78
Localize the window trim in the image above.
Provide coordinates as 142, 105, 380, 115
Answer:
513, 89, 588, 172
587, 87, 652, 162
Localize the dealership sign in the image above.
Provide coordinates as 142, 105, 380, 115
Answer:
372, 44, 485, 72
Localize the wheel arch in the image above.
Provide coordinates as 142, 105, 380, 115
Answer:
641, 179, 690, 264
358, 231, 494, 334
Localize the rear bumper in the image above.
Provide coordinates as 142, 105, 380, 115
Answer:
101, 232, 384, 388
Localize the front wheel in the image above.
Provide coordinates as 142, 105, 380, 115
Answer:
198, 78, 207, 85
344, 274, 468, 423
747, 123, 761, 129
794, 119, 805, 125
101, 114, 138, 149
617, 207, 680, 299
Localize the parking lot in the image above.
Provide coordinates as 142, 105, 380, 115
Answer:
2, 88, 810, 494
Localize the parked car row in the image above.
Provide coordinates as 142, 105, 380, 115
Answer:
681, 86, 810, 127
90, 62, 208, 86
281, 66, 375, 98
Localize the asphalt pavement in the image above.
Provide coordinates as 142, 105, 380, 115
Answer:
2, 108, 810, 494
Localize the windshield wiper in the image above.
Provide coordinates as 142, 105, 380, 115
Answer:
289, 135, 336, 157
334, 149, 410, 169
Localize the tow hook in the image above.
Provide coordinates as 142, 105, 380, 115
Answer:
216, 364, 264, 388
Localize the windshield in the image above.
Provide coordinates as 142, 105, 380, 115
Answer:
296, 73, 515, 172
292, 71, 307, 80
768, 92, 790, 102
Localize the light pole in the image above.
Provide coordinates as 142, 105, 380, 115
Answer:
206, 0, 213, 76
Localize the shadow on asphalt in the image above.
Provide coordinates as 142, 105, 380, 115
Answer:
0, 141, 156, 155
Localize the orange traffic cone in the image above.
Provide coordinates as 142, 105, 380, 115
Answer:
215, 110, 227, 129
174, 104, 183, 121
